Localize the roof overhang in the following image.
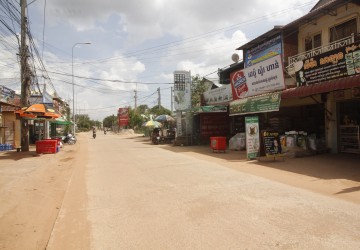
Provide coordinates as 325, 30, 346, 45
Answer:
281, 75, 360, 99
236, 26, 283, 51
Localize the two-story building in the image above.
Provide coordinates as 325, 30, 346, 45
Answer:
232, 0, 360, 154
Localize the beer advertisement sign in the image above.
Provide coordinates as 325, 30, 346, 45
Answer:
230, 54, 285, 100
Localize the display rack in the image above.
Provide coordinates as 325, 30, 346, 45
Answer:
339, 125, 360, 154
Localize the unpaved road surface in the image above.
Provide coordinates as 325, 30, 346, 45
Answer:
1, 132, 360, 249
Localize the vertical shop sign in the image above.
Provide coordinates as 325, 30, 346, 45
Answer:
174, 71, 191, 111
176, 111, 182, 136
245, 116, 260, 159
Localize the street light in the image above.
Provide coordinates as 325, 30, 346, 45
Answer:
72, 42, 91, 134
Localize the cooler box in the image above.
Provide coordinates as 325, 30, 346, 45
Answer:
210, 137, 227, 152
36, 140, 58, 154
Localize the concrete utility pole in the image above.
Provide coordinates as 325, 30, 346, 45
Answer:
157, 87, 161, 110
134, 89, 137, 111
20, 0, 30, 152
171, 87, 173, 114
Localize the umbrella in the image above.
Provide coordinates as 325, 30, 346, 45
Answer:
142, 120, 162, 128
24, 103, 62, 119
15, 107, 36, 119
154, 114, 175, 123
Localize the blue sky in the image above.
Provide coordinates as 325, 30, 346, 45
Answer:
0, 0, 318, 120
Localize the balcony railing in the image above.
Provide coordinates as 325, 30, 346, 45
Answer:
286, 34, 355, 75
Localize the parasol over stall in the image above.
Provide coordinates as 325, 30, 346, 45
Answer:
24, 103, 62, 119
142, 120, 162, 128
154, 114, 175, 123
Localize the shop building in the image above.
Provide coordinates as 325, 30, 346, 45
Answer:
233, 0, 360, 154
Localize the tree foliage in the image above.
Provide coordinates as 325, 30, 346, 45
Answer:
191, 74, 208, 107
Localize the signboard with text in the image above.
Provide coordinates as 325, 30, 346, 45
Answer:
203, 84, 232, 105
0, 85, 15, 105
244, 35, 282, 68
245, 116, 260, 159
174, 71, 191, 111
230, 54, 285, 100
229, 92, 281, 115
295, 42, 360, 87
262, 131, 282, 158
118, 107, 129, 127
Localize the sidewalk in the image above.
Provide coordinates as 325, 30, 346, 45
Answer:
137, 136, 360, 204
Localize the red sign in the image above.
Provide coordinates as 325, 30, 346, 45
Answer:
118, 108, 129, 126
230, 70, 248, 100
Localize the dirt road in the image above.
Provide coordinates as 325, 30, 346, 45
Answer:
1, 132, 360, 249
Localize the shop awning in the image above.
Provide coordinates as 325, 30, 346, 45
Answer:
281, 75, 360, 99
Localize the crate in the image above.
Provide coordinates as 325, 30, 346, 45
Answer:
210, 137, 227, 152
36, 140, 58, 154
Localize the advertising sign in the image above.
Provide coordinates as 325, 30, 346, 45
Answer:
0, 85, 15, 105
245, 35, 282, 68
262, 131, 282, 158
295, 41, 360, 87
245, 116, 260, 159
229, 92, 281, 115
174, 71, 191, 111
230, 54, 285, 100
118, 107, 129, 127
203, 84, 232, 105
176, 111, 182, 136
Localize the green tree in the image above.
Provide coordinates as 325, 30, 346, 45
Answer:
191, 74, 208, 107
76, 114, 92, 131
103, 115, 117, 128
149, 105, 171, 116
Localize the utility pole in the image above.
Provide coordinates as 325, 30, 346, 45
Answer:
157, 87, 161, 110
134, 89, 137, 111
171, 87, 173, 114
20, 0, 30, 152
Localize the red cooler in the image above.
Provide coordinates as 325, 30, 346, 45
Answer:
36, 140, 58, 154
210, 137, 227, 152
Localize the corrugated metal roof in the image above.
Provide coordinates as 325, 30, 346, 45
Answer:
281, 75, 360, 99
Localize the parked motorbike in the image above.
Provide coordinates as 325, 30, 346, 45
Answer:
62, 133, 77, 145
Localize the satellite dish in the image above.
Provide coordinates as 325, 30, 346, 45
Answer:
231, 53, 239, 63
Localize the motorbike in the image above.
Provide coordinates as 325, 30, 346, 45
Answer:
151, 130, 161, 145
93, 132, 96, 139
62, 133, 77, 145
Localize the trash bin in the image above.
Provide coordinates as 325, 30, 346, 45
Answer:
210, 137, 227, 153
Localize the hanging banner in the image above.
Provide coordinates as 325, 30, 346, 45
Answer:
294, 41, 360, 87
230, 92, 281, 115
245, 116, 260, 159
118, 107, 129, 127
230, 54, 285, 100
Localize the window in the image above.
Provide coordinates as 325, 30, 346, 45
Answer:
330, 18, 357, 42
304, 33, 322, 51
174, 73, 186, 91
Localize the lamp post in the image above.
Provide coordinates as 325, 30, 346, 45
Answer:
72, 42, 91, 134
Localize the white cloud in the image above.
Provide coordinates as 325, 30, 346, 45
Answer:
9, 0, 318, 120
